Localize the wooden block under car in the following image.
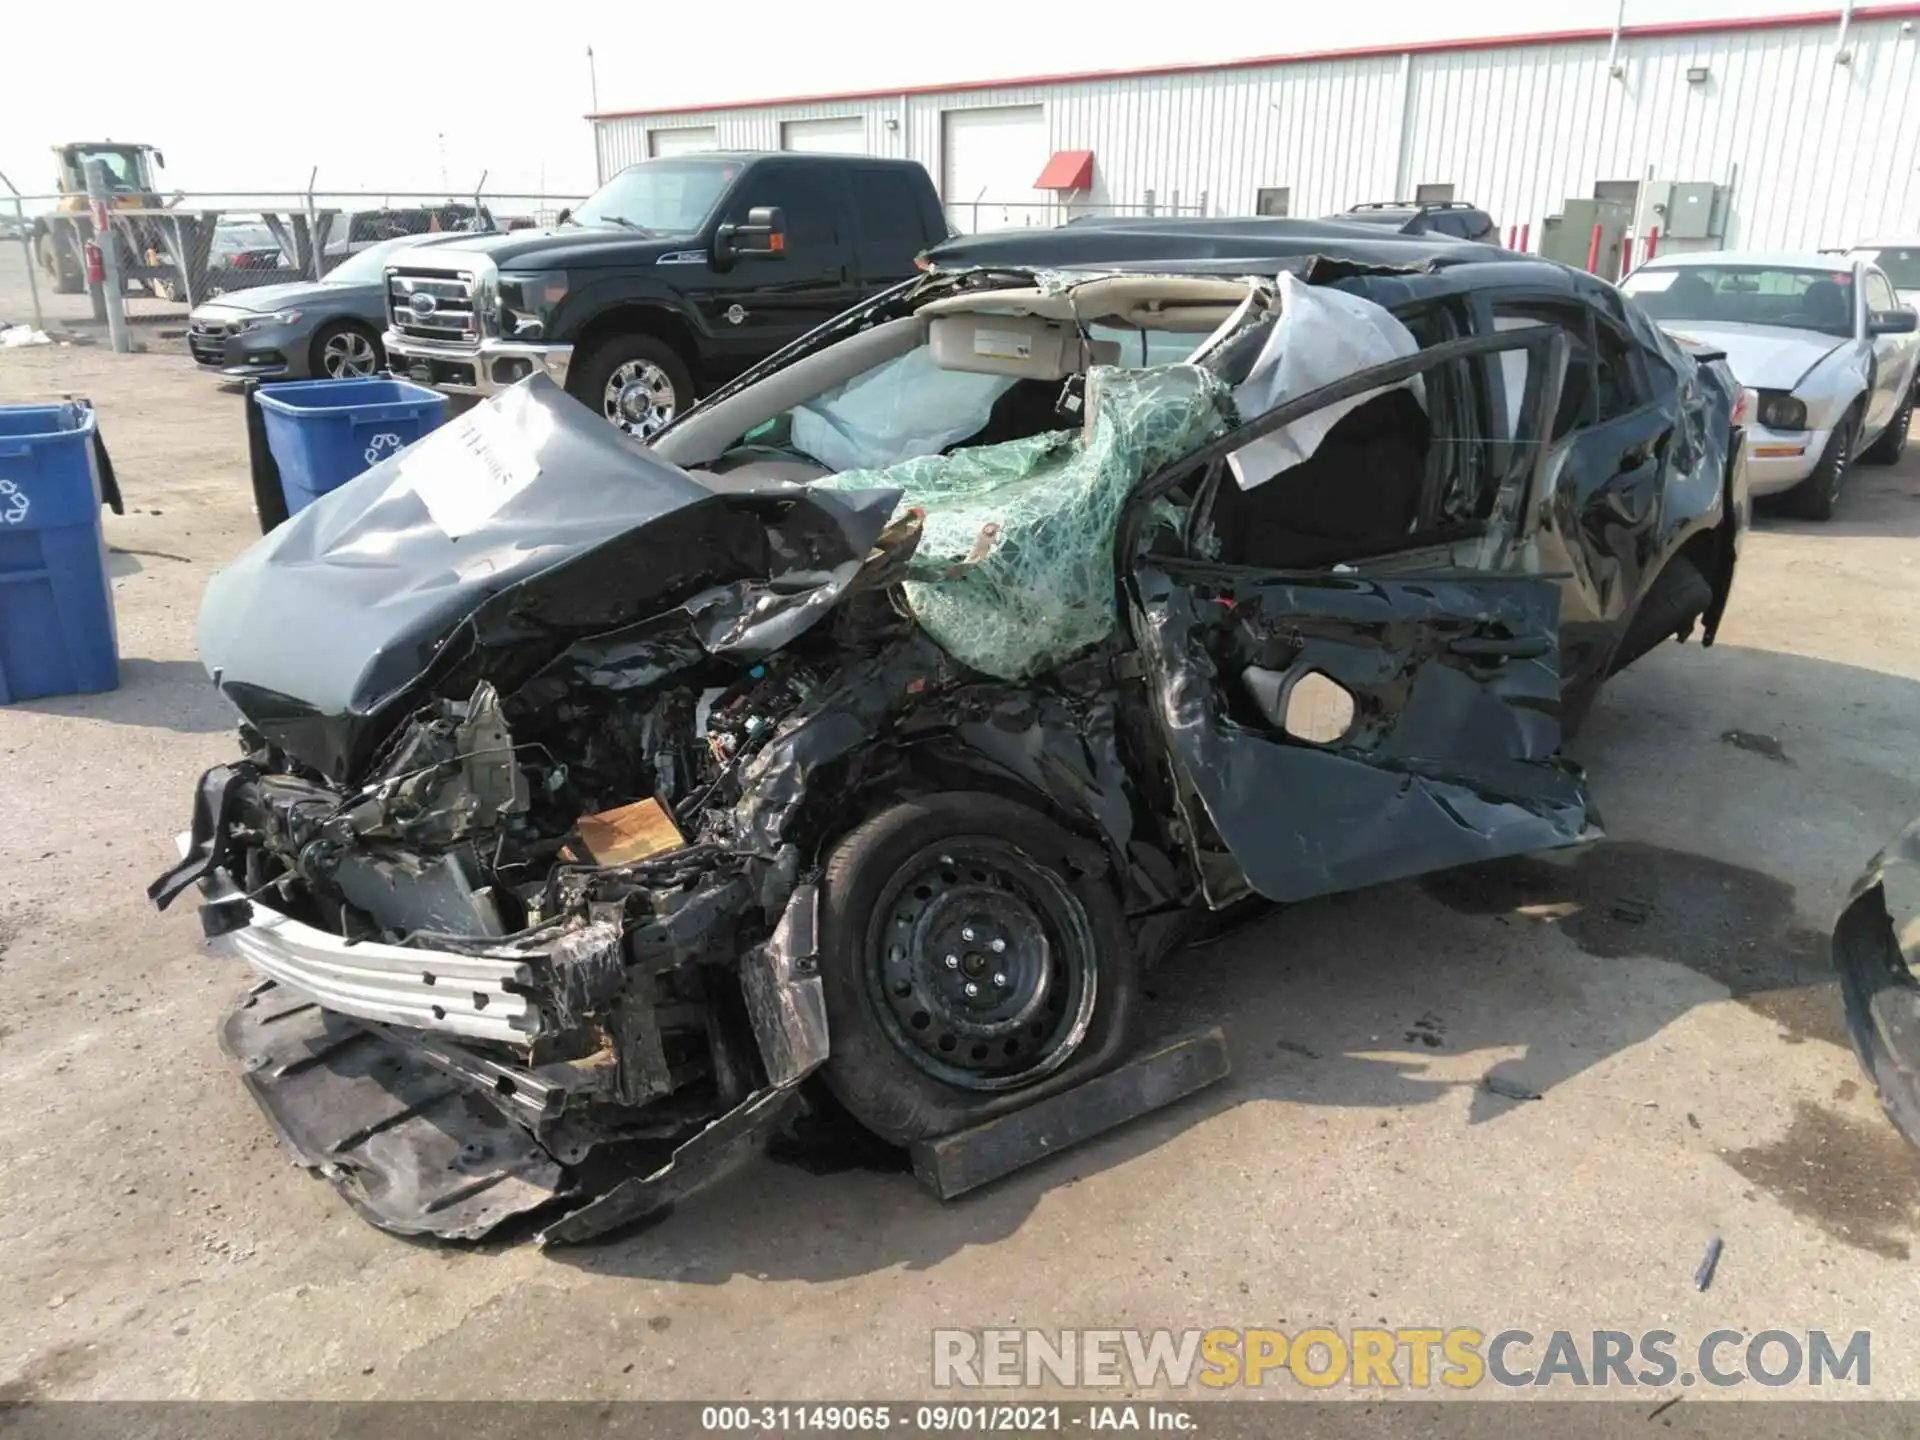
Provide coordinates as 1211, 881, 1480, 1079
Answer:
909, 1026, 1232, 1200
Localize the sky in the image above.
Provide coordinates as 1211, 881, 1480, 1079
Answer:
0, 0, 1860, 206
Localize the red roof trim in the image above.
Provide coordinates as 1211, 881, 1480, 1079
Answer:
589, 5, 1920, 120
1035, 150, 1095, 191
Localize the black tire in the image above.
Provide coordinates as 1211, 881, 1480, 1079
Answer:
1779, 406, 1859, 520
567, 332, 696, 440
816, 792, 1139, 1146
1862, 390, 1913, 466
308, 320, 383, 379
39, 234, 82, 295
1833, 883, 1920, 1150
1607, 553, 1714, 679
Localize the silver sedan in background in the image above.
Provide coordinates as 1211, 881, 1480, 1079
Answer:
1621, 251, 1919, 519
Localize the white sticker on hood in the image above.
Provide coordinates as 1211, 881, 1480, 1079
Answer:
397, 402, 542, 539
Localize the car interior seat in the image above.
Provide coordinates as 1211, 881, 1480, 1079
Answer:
1660, 271, 1716, 317
1798, 279, 1851, 331
1208, 387, 1433, 569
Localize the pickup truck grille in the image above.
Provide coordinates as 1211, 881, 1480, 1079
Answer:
387, 267, 479, 346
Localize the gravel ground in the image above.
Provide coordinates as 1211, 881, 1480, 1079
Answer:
3, 343, 1919, 1408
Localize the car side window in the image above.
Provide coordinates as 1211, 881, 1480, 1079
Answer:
1591, 321, 1640, 422
848, 168, 932, 250
1491, 299, 1643, 437
727, 168, 837, 249
1866, 271, 1897, 313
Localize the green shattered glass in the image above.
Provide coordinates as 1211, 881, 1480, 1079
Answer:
817, 364, 1230, 680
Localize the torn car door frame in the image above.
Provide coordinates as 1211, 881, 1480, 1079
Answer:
1465, 285, 1744, 692
1113, 323, 1589, 906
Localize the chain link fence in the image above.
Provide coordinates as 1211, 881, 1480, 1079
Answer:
0, 190, 586, 336
0, 183, 1217, 344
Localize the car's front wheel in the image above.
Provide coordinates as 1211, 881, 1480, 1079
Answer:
1779, 405, 1859, 521
816, 792, 1139, 1146
310, 321, 382, 379
568, 333, 695, 440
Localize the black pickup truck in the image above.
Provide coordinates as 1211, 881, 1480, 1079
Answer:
381, 152, 949, 438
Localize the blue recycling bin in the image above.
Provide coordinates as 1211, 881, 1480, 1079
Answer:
0, 402, 119, 704
254, 378, 448, 515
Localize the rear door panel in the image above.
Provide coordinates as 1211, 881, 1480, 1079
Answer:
1135, 560, 1594, 906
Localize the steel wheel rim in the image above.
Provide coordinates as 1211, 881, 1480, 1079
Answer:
863, 837, 1098, 1092
323, 331, 377, 377
604, 359, 677, 438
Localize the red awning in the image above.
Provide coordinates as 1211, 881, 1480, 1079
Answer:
1034, 150, 1095, 191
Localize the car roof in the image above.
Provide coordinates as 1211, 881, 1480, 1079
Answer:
927, 216, 1528, 272
1639, 249, 1858, 269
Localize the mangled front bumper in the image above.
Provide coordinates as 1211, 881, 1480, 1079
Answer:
176, 818, 831, 1242
200, 865, 544, 1044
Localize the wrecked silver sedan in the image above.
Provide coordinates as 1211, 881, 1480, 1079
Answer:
152, 248, 1747, 1243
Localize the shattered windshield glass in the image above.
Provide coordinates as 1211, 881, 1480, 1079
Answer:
815, 364, 1231, 680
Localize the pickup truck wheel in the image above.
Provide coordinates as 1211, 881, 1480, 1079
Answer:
570, 334, 693, 440
1862, 391, 1913, 466
816, 792, 1138, 1147
1778, 406, 1858, 521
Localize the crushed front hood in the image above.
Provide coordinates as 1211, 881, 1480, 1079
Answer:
199, 377, 899, 779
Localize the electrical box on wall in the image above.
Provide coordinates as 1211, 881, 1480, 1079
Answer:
1540, 198, 1634, 274
1664, 182, 1721, 239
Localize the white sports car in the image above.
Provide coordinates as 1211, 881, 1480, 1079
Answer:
1622, 250, 1919, 519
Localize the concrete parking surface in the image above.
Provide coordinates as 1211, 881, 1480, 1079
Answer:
2, 342, 1918, 1405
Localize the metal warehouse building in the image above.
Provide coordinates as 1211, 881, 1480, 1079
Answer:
591, 4, 1920, 259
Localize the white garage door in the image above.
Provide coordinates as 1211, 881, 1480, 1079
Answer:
940, 105, 1048, 231
781, 117, 867, 154
649, 126, 717, 158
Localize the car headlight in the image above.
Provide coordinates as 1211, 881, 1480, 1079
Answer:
496, 269, 569, 340
1755, 391, 1808, 431
233, 310, 300, 332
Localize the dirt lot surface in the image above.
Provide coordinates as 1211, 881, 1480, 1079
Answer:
3, 341, 1919, 1407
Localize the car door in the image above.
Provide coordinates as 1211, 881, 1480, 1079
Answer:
691, 163, 863, 376
1483, 291, 1681, 689
1124, 324, 1593, 908
1863, 268, 1911, 434
844, 165, 942, 300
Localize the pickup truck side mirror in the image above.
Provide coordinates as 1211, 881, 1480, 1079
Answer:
1868, 308, 1919, 336
714, 206, 786, 264
556, 207, 571, 226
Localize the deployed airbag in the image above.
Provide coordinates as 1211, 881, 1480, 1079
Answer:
1228, 271, 1425, 490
